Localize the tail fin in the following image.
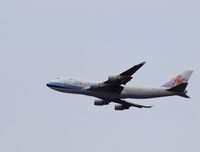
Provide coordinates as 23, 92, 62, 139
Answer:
162, 70, 193, 98
162, 70, 193, 88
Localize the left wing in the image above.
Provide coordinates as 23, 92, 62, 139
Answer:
111, 99, 153, 110
94, 98, 153, 110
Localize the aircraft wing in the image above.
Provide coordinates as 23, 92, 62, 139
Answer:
87, 62, 146, 93
104, 61, 146, 85
112, 99, 153, 110
94, 98, 153, 110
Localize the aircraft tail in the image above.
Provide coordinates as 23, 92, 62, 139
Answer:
162, 70, 193, 98
162, 70, 193, 88
167, 83, 190, 98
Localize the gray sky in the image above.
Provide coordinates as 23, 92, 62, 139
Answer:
0, 0, 200, 151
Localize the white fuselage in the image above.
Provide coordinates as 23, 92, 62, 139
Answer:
47, 78, 175, 99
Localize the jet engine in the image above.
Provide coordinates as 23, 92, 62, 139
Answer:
108, 75, 130, 84
94, 99, 109, 106
115, 104, 129, 110
108, 75, 122, 83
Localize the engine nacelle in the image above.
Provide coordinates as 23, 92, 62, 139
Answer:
94, 99, 109, 106
108, 75, 121, 83
115, 105, 129, 111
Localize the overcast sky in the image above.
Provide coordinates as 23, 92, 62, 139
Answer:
0, 0, 200, 152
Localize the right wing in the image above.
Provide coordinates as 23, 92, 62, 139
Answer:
104, 61, 146, 85
88, 62, 146, 93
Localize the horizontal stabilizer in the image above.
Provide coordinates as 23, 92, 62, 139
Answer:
167, 83, 188, 93
179, 94, 190, 98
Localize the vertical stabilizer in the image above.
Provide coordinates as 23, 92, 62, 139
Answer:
162, 70, 193, 88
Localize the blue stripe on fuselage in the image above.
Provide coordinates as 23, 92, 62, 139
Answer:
47, 82, 83, 90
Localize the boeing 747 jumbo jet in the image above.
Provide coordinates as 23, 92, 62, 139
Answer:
47, 62, 193, 110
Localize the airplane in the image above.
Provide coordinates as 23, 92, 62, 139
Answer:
46, 62, 193, 110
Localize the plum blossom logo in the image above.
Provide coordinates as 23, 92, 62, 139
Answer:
172, 75, 187, 86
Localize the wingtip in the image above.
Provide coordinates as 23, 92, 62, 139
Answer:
150, 105, 154, 108
146, 105, 154, 108
143, 104, 153, 108
137, 61, 146, 66
141, 61, 146, 65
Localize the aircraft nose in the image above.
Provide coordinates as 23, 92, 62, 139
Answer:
46, 82, 53, 88
46, 81, 60, 89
